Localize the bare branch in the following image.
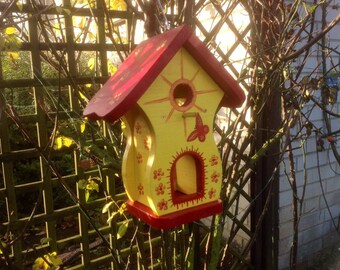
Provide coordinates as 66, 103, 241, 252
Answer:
283, 13, 340, 61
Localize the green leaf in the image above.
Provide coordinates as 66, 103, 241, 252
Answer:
86, 177, 100, 192
5, 35, 21, 51
33, 252, 61, 270
301, 76, 309, 85
32, 257, 48, 270
40, 237, 53, 245
80, 122, 86, 133
8, 52, 19, 60
117, 220, 129, 239
63, 8, 71, 16
78, 179, 87, 189
53, 136, 74, 150
102, 201, 114, 213
118, 203, 127, 215
79, 93, 89, 103
5, 27, 16, 35
87, 57, 95, 70
109, 0, 127, 11
48, 252, 62, 266
55, 6, 63, 14
16, 2, 23, 11
308, 4, 317, 13
85, 189, 90, 202
0, 241, 6, 254
107, 62, 117, 75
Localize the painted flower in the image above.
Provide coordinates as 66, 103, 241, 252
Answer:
211, 171, 220, 183
209, 155, 219, 166
136, 152, 143, 164
208, 188, 216, 199
157, 199, 168, 211
135, 122, 142, 134
138, 183, 144, 195
153, 168, 164, 180
144, 136, 151, 150
155, 183, 165, 195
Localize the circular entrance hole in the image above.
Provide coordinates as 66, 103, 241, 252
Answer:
173, 83, 194, 108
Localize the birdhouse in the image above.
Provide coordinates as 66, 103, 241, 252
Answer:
83, 25, 245, 229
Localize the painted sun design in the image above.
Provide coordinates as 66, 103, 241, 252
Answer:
143, 49, 219, 134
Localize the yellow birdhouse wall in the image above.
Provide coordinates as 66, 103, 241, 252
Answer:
121, 48, 225, 216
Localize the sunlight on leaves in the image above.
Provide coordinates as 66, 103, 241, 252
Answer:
107, 211, 119, 224
16, 2, 23, 11
32, 252, 62, 270
108, 62, 118, 76
53, 22, 63, 36
102, 201, 114, 214
1, 27, 21, 52
87, 57, 95, 70
0, 241, 6, 254
118, 202, 127, 215
5, 27, 17, 35
80, 120, 87, 133
8, 52, 19, 60
117, 220, 129, 239
86, 177, 100, 192
109, 0, 127, 11
87, 0, 96, 8
79, 91, 89, 103
85, 190, 90, 202
53, 136, 74, 150
78, 177, 101, 202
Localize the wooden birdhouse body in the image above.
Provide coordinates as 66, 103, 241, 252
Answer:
84, 25, 245, 229
127, 48, 224, 214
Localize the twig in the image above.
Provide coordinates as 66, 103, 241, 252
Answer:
3, 106, 124, 269
283, 13, 340, 61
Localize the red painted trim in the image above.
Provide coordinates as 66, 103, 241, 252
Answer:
83, 24, 245, 122
126, 199, 223, 229
170, 150, 206, 205
84, 25, 193, 121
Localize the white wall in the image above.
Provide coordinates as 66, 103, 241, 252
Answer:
278, 2, 340, 268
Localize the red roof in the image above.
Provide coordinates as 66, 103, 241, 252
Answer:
83, 24, 245, 122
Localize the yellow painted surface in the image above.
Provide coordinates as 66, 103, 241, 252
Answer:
122, 48, 225, 216
174, 154, 197, 194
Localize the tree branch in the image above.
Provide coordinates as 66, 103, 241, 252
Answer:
283, 13, 340, 61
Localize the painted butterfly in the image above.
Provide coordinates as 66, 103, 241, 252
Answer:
187, 113, 209, 142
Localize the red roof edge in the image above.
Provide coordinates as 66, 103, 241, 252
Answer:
83, 25, 194, 122
83, 24, 245, 122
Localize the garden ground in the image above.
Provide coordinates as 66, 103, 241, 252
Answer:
300, 243, 340, 270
